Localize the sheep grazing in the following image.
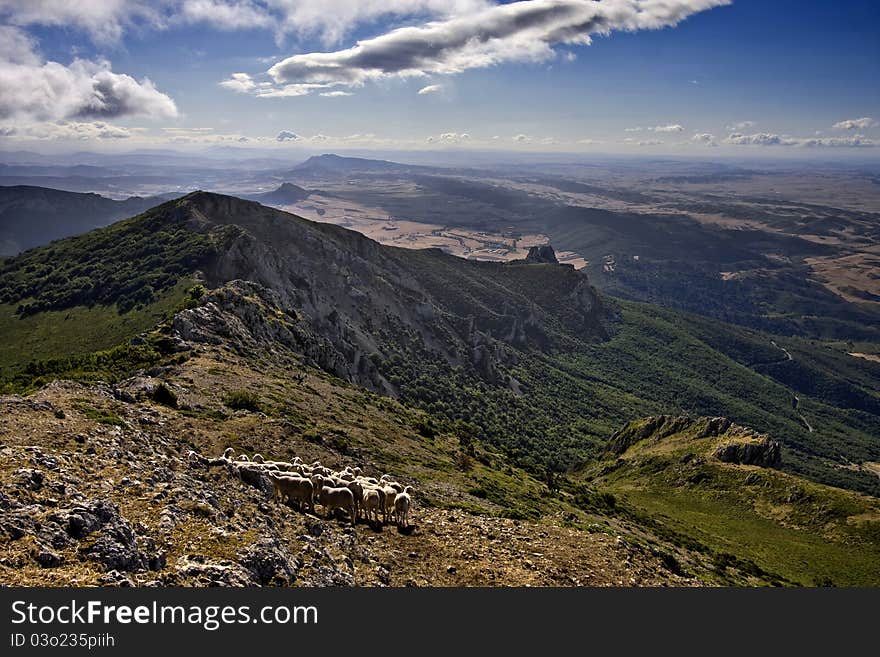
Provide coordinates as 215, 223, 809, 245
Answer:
223, 447, 235, 459
394, 486, 414, 529
237, 453, 250, 462
382, 485, 398, 523
362, 488, 381, 523
318, 486, 356, 523
346, 479, 364, 521
252, 453, 265, 463
269, 473, 314, 513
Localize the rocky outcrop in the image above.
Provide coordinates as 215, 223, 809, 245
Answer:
525, 244, 559, 264
714, 438, 781, 468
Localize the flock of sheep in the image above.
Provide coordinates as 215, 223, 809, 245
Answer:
203, 447, 414, 529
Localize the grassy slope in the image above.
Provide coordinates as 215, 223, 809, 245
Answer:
592, 418, 880, 586
0, 278, 195, 375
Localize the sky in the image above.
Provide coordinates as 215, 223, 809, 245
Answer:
0, 0, 878, 156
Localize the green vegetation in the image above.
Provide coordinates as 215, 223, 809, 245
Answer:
223, 390, 262, 412
0, 198, 236, 315
591, 417, 880, 586
0, 277, 196, 377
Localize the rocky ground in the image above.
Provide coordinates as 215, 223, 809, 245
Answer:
0, 379, 698, 587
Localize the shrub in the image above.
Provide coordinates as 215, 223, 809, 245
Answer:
223, 390, 261, 412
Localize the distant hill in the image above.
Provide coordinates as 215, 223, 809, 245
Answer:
242, 182, 311, 206
0, 185, 177, 255
287, 153, 435, 178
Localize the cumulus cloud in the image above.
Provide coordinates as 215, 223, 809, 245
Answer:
801, 134, 875, 148
0, 0, 162, 44
219, 72, 256, 93
418, 84, 443, 95
3, 120, 137, 141
276, 130, 301, 142
513, 134, 531, 143
691, 132, 717, 145
652, 124, 683, 133
576, 138, 602, 145
320, 90, 353, 97
0, 26, 178, 122
724, 132, 793, 146
426, 131, 470, 144
726, 120, 755, 131
0, 1, 490, 46
179, 0, 273, 30
724, 132, 875, 148
832, 117, 876, 131
266, 0, 730, 93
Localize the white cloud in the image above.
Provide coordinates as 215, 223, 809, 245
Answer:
624, 137, 663, 146
726, 120, 755, 131
426, 131, 470, 143
0, 0, 162, 44
832, 117, 876, 131
180, 0, 273, 30
724, 132, 794, 146
418, 84, 443, 95
266, 0, 730, 94
276, 130, 300, 141
624, 127, 643, 132
577, 138, 602, 145
724, 132, 875, 148
320, 90, 353, 97
691, 132, 717, 146
255, 83, 334, 97
513, 134, 531, 143
219, 72, 256, 93
2, 120, 137, 141
801, 134, 875, 148
0, 29, 178, 123
563, 51, 577, 62
309, 133, 330, 142
160, 126, 252, 143
652, 124, 683, 133
0, 1, 490, 46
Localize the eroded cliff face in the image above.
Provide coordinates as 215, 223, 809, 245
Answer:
165, 192, 607, 395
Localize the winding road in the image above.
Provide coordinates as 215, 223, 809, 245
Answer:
770, 341, 814, 433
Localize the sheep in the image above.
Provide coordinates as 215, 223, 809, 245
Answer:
346, 479, 364, 521
268, 473, 314, 513
318, 485, 356, 522
394, 486, 414, 528
252, 453, 265, 463
208, 447, 235, 467
362, 488, 381, 523
236, 453, 250, 462
382, 485, 398, 523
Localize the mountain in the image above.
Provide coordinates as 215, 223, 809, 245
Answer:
287, 153, 434, 178
0, 191, 878, 586
0, 186, 177, 256
242, 182, 311, 206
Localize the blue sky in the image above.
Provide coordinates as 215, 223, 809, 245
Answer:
0, 0, 877, 155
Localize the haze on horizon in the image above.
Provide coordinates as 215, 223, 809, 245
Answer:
0, 0, 878, 159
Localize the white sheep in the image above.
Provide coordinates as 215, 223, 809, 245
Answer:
362, 488, 381, 523
346, 479, 364, 522
269, 473, 314, 513
318, 485, 356, 522
394, 486, 414, 528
